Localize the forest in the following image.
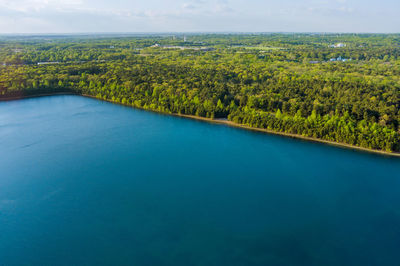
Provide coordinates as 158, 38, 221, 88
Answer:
0, 33, 399, 152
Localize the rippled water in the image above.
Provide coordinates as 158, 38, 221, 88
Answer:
1, 95, 399, 265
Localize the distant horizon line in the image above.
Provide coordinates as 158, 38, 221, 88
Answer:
0, 31, 399, 36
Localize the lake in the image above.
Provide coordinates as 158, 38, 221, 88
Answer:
0, 95, 399, 266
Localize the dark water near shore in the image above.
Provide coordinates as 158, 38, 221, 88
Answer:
1, 95, 399, 266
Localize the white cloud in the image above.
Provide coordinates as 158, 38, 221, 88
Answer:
307, 6, 354, 15
182, 3, 197, 10
0, 0, 84, 12
0, 0, 398, 33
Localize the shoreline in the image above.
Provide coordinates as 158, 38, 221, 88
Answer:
0, 92, 77, 101
173, 113, 400, 158
2, 93, 400, 158
85, 95, 400, 158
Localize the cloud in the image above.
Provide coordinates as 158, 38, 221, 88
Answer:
213, 0, 234, 13
0, 0, 398, 33
181, 0, 235, 15
182, 3, 197, 10
307, 6, 354, 15
214, 4, 234, 13
0, 0, 84, 13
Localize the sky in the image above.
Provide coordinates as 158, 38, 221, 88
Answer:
0, 0, 399, 33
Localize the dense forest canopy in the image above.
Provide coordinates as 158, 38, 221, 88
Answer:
1, 33, 399, 152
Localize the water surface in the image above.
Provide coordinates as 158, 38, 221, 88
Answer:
0, 95, 399, 266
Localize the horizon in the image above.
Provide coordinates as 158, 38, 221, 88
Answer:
1, 31, 400, 36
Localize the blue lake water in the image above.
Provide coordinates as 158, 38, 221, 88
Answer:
0, 95, 399, 266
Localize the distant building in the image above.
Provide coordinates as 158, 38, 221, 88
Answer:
330, 43, 346, 48
183, 36, 187, 42
200, 47, 215, 52
37, 62, 60, 65
151, 43, 160, 48
329, 57, 352, 62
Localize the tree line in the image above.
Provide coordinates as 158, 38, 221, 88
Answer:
0, 34, 399, 152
